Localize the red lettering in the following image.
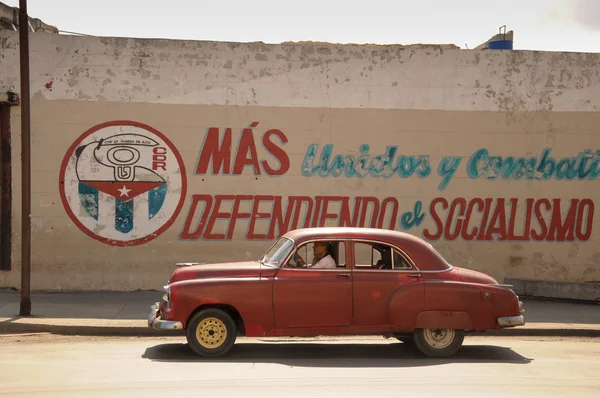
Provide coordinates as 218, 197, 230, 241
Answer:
423, 198, 447, 240
484, 199, 507, 241
178, 195, 213, 240
547, 199, 578, 241
476, 199, 494, 240
261, 129, 290, 176
289, 196, 314, 229
228, 196, 252, 240
576, 199, 594, 240
506, 198, 525, 240
233, 129, 260, 175
202, 195, 236, 240
247, 195, 275, 240
312, 197, 323, 227
319, 197, 342, 227
268, 196, 294, 239
181, 195, 594, 242
339, 197, 361, 227
194, 128, 232, 175
523, 198, 534, 240
359, 197, 380, 228
463, 198, 484, 240
152, 146, 168, 171
194, 125, 291, 176
444, 198, 466, 240
377, 198, 399, 229
531, 199, 551, 240
152, 161, 166, 171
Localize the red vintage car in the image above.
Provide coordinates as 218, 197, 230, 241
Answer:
148, 227, 525, 357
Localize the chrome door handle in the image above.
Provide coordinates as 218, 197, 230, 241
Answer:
337, 273, 350, 278
408, 273, 421, 278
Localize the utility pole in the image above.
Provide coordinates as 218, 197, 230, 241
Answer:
19, 0, 31, 316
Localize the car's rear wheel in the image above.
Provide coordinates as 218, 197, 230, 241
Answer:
412, 328, 464, 357
186, 308, 237, 357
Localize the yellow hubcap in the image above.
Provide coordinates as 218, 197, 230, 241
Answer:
196, 317, 227, 349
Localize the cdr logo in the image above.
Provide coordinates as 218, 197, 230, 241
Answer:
59, 121, 187, 246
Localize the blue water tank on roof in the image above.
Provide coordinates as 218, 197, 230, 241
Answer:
488, 39, 513, 50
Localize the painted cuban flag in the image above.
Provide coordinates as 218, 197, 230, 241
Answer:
75, 133, 167, 234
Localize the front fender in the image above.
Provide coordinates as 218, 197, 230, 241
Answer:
170, 277, 275, 336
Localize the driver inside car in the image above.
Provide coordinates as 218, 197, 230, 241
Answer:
294, 241, 336, 268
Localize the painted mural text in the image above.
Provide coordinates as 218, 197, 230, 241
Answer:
182, 123, 598, 243
193, 122, 290, 176
301, 146, 600, 190
424, 197, 594, 241
178, 195, 594, 242
190, 122, 600, 190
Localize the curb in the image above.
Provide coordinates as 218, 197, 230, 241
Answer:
470, 329, 600, 338
0, 323, 185, 337
2, 323, 600, 338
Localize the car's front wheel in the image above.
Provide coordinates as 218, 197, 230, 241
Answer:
412, 328, 464, 357
186, 308, 237, 357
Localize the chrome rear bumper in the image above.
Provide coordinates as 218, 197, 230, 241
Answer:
148, 302, 183, 331
498, 315, 526, 327
498, 301, 526, 327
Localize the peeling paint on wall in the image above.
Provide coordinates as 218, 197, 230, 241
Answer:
0, 31, 599, 111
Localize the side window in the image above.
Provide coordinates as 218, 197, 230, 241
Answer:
286, 240, 346, 269
354, 242, 381, 268
393, 249, 412, 269
353, 242, 413, 270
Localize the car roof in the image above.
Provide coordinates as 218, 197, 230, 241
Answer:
281, 227, 451, 272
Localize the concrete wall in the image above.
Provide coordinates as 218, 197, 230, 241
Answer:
1, 31, 599, 291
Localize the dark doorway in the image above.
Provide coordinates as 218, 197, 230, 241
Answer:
0, 104, 11, 271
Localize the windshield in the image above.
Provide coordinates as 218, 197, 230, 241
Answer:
262, 237, 294, 267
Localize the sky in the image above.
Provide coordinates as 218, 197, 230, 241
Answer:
4, 0, 600, 53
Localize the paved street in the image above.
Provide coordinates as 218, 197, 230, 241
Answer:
1, 334, 598, 397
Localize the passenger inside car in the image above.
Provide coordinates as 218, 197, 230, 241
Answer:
293, 241, 337, 268
375, 245, 393, 269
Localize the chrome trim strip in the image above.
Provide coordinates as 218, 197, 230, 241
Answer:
278, 267, 352, 272
175, 262, 201, 267
353, 269, 425, 274
497, 315, 525, 327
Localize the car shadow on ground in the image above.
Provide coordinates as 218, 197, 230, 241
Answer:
141, 341, 533, 367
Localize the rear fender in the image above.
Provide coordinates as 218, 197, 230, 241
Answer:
415, 310, 473, 330
387, 282, 425, 330
422, 280, 520, 331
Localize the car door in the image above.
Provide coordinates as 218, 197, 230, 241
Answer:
273, 240, 353, 329
350, 240, 422, 327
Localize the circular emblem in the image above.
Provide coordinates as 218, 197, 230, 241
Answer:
59, 121, 187, 246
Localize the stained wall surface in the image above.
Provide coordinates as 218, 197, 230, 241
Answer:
1, 31, 599, 290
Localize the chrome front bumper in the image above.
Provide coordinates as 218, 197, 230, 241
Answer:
148, 302, 183, 331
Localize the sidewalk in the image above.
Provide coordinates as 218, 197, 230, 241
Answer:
1, 290, 599, 337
